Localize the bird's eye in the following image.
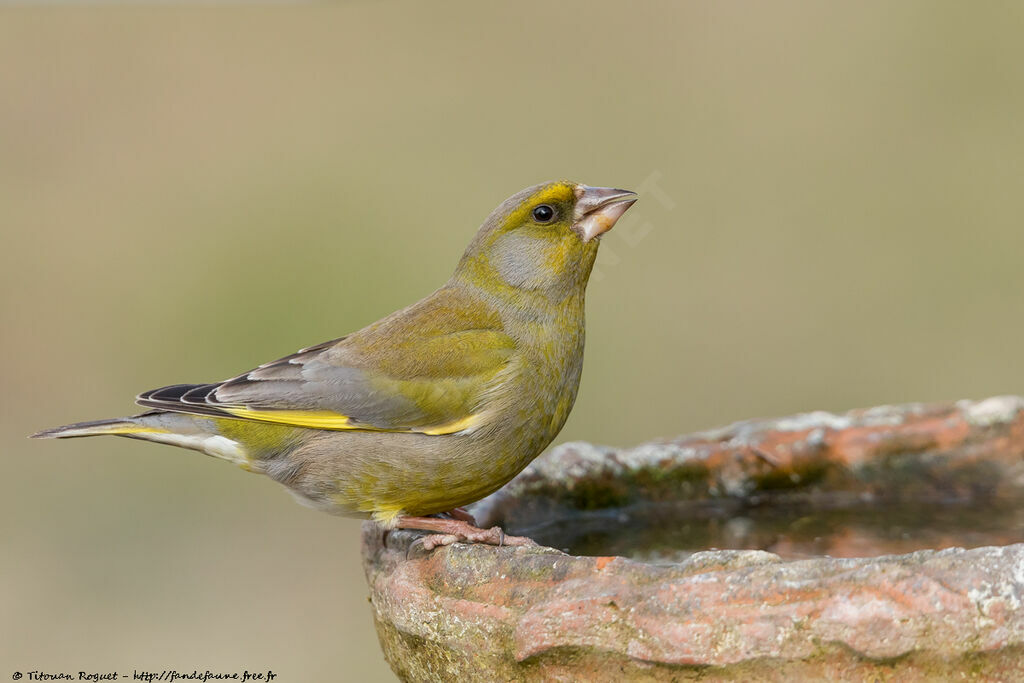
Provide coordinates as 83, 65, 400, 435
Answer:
532, 205, 555, 223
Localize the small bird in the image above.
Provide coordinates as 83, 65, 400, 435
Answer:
33, 181, 636, 548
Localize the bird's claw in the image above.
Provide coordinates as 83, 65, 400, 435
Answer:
419, 533, 463, 551
406, 525, 536, 555
395, 515, 538, 554
407, 534, 457, 558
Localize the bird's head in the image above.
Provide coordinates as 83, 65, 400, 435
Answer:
454, 181, 637, 298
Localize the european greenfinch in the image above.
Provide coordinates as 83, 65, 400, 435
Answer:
33, 181, 637, 548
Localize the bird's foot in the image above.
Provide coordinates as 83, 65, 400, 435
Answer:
396, 515, 536, 552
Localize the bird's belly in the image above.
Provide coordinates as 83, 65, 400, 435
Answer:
267, 423, 549, 519
261, 342, 583, 520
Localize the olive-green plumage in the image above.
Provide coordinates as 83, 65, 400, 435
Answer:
33, 181, 637, 527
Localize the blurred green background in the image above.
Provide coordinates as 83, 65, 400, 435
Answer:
4, 2, 1024, 680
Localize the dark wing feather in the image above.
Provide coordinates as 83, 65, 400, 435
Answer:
136, 383, 233, 418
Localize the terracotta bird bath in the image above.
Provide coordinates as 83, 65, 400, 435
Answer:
362, 397, 1024, 681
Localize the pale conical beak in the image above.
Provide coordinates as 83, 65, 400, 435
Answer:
573, 185, 638, 242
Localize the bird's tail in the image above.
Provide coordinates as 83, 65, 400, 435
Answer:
31, 417, 160, 439
30, 412, 251, 467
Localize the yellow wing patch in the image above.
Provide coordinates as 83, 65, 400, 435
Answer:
220, 406, 480, 435
222, 407, 354, 430
420, 414, 481, 435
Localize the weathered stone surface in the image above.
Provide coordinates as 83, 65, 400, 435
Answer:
363, 397, 1024, 681
470, 396, 1024, 534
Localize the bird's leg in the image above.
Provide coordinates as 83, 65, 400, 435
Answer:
396, 515, 536, 551
441, 506, 477, 524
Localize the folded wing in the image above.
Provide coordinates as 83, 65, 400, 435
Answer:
137, 288, 516, 435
